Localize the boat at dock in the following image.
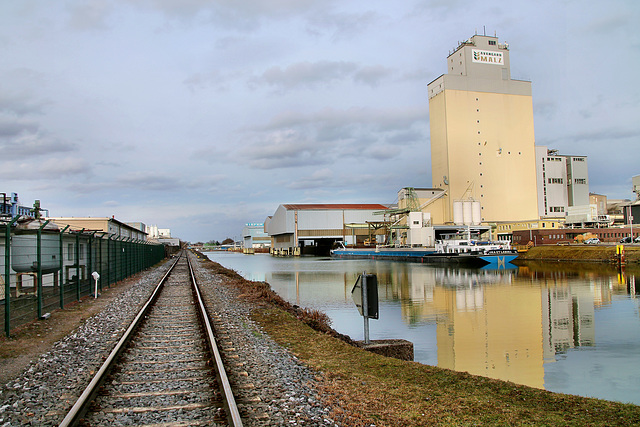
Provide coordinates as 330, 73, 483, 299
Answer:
331, 238, 518, 267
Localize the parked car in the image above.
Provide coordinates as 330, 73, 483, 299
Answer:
620, 236, 633, 243
636, 236, 640, 243
584, 238, 600, 244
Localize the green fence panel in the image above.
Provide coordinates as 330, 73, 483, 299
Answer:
2, 224, 165, 337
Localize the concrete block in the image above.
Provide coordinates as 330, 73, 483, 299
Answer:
357, 339, 414, 361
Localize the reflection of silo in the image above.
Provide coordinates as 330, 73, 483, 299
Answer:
472, 201, 482, 225
453, 201, 463, 225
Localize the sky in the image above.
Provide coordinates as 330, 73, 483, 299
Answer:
1, 0, 638, 243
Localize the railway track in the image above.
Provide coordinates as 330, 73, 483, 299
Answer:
60, 252, 242, 426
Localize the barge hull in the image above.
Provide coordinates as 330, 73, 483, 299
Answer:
331, 250, 518, 267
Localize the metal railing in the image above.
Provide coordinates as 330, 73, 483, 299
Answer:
1, 217, 166, 337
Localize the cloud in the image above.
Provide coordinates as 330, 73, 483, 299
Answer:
114, 171, 186, 191
0, 77, 50, 116
125, 0, 332, 30
66, 1, 114, 31
368, 145, 399, 160
582, 13, 630, 35
353, 65, 395, 88
183, 69, 245, 92
533, 100, 557, 120
0, 157, 91, 179
110, 171, 227, 193
0, 114, 39, 137
262, 106, 426, 132
287, 168, 334, 189
236, 106, 427, 169
251, 60, 359, 92
0, 131, 77, 160
306, 10, 378, 40
571, 128, 639, 143
240, 129, 325, 169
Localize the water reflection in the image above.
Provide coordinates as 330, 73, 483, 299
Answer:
205, 252, 640, 404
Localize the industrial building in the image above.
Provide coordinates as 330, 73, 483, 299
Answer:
1, 193, 43, 217
242, 223, 270, 249
265, 204, 388, 255
428, 34, 539, 224
146, 224, 172, 239
48, 217, 148, 241
535, 147, 589, 218
495, 219, 564, 243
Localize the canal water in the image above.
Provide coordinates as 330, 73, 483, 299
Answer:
205, 251, 640, 405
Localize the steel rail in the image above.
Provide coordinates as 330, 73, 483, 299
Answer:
59, 253, 182, 427
187, 252, 244, 426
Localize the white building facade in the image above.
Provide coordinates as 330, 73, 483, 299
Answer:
266, 204, 388, 254
535, 146, 589, 218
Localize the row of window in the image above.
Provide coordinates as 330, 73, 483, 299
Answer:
546, 234, 565, 239
497, 222, 558, 231
547, 177, 586, 185
549, 207, 565, 213
515, 231, 638, 240
545, 157, 585, 162
599, 232, 639, 238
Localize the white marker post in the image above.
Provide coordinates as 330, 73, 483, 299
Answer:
92, 272, 100, 298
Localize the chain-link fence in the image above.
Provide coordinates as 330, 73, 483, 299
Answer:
1, 217, 166, 336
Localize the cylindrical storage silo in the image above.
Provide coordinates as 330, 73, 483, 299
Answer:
453, 201, 463, 225
471, 201, 482, 225
462, 201, 473, 225
11, 219, 61, 274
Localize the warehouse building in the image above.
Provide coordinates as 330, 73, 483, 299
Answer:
242, 223, 270, 249
265, 204, 388, 255
48, 217, 148, 241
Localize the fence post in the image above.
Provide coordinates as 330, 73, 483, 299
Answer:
36, 220, 50, 319
128, 237, 132, 277
59, 225, 69, 309
88, 232, 95, 296
106, 234, 112, 288
116, 236, 122, 282
75, 229, 83, 301
97, 233, 104, 292
4, 215, 19, 337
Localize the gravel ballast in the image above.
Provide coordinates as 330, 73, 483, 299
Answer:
0, 252, 340, 426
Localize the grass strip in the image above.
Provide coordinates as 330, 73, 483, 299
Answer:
253, 307, 640, 426
517, 245, 640, 263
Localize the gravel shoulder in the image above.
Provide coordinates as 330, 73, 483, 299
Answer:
0, 253, 341, 426
0, 267, 162, 387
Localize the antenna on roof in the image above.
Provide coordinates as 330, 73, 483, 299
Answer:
483, 25, 486, 36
